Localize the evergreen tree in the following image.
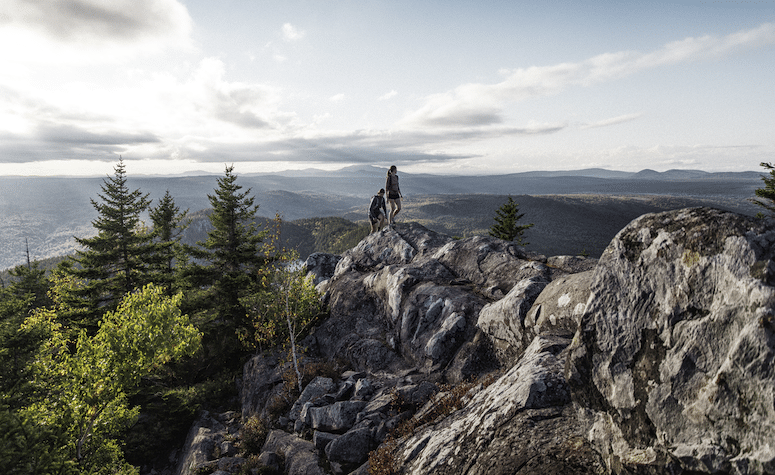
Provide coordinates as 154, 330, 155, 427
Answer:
197, 165, 268, 331
148, 190, 190, 294
751, 162, 775, 215
7, 261, 51, 310
66, 158, 156, 329
0, 263, 52, 409
489, 196, 534, 245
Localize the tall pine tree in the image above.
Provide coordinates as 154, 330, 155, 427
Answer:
66, 158, 157, 329
148, 190, 190, 294
489, 196, 534, 245
197, 165, 268, 331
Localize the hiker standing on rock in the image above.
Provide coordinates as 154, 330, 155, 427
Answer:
369, 188, 387, 233
386, 165, 402, 226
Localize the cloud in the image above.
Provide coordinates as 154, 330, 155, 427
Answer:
188, 58, 285, 130
329, 94, 346, 102
579, 113, 643, 130
378, 90, 398, 101
0, 0, 192, 61
168, 132, 474, 165
402, 22, 775, 128
0, 56, 295, 163
36, 123, 160, 146
160, 120, 568, 166
282, 23, 305, 42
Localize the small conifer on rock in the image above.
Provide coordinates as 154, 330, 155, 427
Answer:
489, 196, 533, 245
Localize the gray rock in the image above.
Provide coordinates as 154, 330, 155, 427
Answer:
306, 401, 368, 433
312, 430, 339, 452
341, 370, 367, 381
361, 393, 394, 415
524, 270, 593, 339
240, 354, 284, 420
353, 378, 374, 399
304, 252, 342, 286
229, 207, 775, 474
567, 207, 775, 474
325, 427, 375, 471
546, 254, 598, 274
219, 440, 237, 457
289, 376, 336, 421
333, 379, 355, 400
256, 451, 282, 472
397, 335, 574, 474
477, 276, 549, 365
261, 430, 326, 475
175, 412, 225, 475
444, 330, 499, 384
431, 235, 549, 296
313, 223, 492, 373
407, 381, 438, 406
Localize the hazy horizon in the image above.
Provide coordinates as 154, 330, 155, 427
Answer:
0, 164, 766, 179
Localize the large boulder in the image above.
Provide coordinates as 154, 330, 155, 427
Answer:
240, 353, 285, 420
523, 269, 594, 340
261, 430, 327, 475
314, 223, 551, 376
304, 400, 368, 433
325, 426, 375, 473
288, 376, 336, 422
566, 207, 775, 474
431, 235, 547, 298
477, 276, 550, 365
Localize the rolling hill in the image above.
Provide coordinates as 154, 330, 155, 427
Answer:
0, 167, 764, 271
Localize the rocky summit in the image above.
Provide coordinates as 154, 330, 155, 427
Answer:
175, 207, 775, 475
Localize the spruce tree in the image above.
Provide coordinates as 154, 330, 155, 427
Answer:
489, 196, 534, 245
0, 262, 52, 408
751, 162, 775, 215
66, 159, 156, 329
198, 165, 268, 331
148, 190, 190, 294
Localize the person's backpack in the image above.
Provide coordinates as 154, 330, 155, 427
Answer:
369, 195, 382, 216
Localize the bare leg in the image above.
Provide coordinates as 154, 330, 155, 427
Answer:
389, 198, 402, 224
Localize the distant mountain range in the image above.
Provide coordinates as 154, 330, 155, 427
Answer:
0, 167, 764, 270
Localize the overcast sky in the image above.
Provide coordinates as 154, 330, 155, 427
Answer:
1, 0, 774, 176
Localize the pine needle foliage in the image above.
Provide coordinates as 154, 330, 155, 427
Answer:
195, 165, 269, 329
148, 190, 191, 294
488, 196, 533, 245
65, 159, 158, 330
751, 162, 775, 216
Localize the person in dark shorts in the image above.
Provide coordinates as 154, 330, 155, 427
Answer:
369, 188, 387, 233
385, 165, 402, 225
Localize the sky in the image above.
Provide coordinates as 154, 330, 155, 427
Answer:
0, 0, 774, 176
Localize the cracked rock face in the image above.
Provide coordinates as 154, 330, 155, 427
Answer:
567, 208, 775, 474
397, 335, 600, 475
313, 223, 550, 376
